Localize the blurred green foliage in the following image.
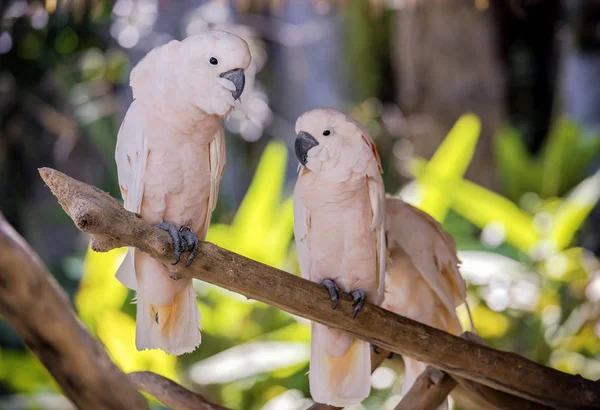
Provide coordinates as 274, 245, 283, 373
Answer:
403, 113, 600, 386
206, 141, 296, 271
495, 117, 600, 201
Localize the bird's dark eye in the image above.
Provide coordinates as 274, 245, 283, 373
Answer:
209, 57, 218, 65
322, 130, 331, 136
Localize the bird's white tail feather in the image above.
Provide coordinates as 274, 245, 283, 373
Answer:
131, 251, 201, 355
115, 247, 138, 290
403, 357, 448, 410
309, 323, 371, 407
134, 278, 201, 355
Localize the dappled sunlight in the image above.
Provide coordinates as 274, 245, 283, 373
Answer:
190, 341, 309, 385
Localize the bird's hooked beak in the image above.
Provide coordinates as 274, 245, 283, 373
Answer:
219, 68, 245, 100
295, 131, 319, 166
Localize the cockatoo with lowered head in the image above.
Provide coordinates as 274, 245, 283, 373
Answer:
293, 108, 387, 407
114, 31, 251, 355
382, 195, 471, 410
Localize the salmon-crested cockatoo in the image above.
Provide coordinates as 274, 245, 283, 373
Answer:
383, 195, 470, 410
293, 108, 387, 407
114, 31, 251, 355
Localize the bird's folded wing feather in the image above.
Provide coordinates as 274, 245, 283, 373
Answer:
360, 131, 386, 306
115, 101, 148, 214
202, 126, 226, 239
114, 101, 148, 289
293, 175, 311, 281
368, 176, 387, 305
388, 198, 466, 312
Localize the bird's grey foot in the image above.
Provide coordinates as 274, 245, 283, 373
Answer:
321, 279, 340, 309
371, 344, 395, 359
155, 222, 184, 265
179, 226, 199, 268
350, 289, 366, 319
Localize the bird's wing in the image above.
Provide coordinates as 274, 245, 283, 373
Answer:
293, 172, 311, 281
114, 101, 148, 290
386, 196, 466, 313
115, 101, 148, 214
368, 176, 387, 305
201, 125, 227, 239
361, 131, 387, 305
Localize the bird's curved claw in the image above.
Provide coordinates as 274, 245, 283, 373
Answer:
155, 222, 184, 265
179, 226, 199, 268
321, 279, 340, 310
350, 289, 366, 319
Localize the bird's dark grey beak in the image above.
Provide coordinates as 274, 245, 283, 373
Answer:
295, 131, 319, 166
219, 68, 245, 100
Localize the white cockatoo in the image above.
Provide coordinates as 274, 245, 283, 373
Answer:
293, 108, 387, 407
114, 31, 251, 355
382, 195, 470, 410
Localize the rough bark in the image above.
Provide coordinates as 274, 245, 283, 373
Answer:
309, 334, 552, 410
394, 367, 457, 410
38, 167, 600, 409
129, 372, 229, 410
392, 0, 503, 189
0, 213, 148, 410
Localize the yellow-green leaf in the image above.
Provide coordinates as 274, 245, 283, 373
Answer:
96, 310, 178, 380
75, 246, 128, 329
549, 170, 600, 251
411, 113, 481, 221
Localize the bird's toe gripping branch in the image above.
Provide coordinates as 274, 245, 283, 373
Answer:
155, 223, 200, 270
320, 279, 340, 310
155, 222, 184, 266
370, 344, 395, 359
350, 289, 366, 319
179, 226, 199, 268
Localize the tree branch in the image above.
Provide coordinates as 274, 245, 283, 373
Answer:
394, 367, 457, 410
0, 212, 148, 410
128, 372, 228, 410
39, 168, 600, 410
309, 335, 552, 410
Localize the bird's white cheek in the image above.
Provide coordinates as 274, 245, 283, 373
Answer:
306, 159, 323, 173
305, 146, 325, 172
196, 87, 234, 117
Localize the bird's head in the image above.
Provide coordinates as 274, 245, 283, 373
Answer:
294, 108, 381, 175
180, 31, 251, 117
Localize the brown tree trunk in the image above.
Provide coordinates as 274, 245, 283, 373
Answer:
391, 0, 504, 189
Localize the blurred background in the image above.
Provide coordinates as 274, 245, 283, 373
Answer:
1, 0, 600, 409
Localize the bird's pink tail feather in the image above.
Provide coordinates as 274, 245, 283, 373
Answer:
128, 251, 201, 355
309, 323, 371, 407
134, 279, 201, 355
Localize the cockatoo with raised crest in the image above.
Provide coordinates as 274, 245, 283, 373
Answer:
383, 195, 470, 410
293, 108, 387, 407
114, 31, 251, 355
